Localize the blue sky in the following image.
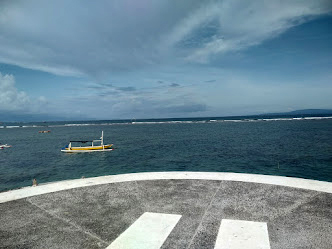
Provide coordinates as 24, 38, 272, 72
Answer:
0, 0, 331, 121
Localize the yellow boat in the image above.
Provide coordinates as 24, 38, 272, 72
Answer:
61, 131, 113, 153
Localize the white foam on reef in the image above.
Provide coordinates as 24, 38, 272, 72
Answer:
304, 116, 332, 120
132, 120, 204, 125
64, 123, 96, 126
21, 125, 42, 128
223, 120, 243, 122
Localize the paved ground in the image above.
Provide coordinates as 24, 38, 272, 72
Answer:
0, 173, 331, 249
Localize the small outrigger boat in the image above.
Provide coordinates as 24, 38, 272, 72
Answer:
0, 144, 12, 149
39, 130, 51, 133
61, 131, 113, 153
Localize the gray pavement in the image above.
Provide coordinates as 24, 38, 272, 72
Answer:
0, 179, 331, 249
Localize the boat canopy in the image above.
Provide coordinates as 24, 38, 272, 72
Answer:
69, 140, 91, 143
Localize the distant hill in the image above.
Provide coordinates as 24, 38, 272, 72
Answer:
263, 109, 332, 116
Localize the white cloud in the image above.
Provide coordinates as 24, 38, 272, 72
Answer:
0, 72, 30, 111
0, 72, 47, 113
0, 0, 330, 77
173, 0, 332, 62
57, 82, 209, 119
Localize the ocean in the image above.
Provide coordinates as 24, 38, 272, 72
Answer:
0, 115, 331, 192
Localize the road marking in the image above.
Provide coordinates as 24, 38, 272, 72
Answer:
106, 212, 181, 249
215, 219, 270, 249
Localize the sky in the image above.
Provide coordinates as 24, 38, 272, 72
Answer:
0, 0, 331, 121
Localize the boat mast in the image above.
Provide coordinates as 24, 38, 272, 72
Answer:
101, 131, 104, 146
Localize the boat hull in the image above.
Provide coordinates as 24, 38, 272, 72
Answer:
61, 148, 114, 153
61, 144, 113, 153
0, 144, 11, 149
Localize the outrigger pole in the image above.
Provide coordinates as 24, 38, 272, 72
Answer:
92, 131, 104, 149
101, 131, 104, 149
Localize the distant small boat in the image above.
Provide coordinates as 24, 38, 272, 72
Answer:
0, 144, 12, 149
39, 130, 51, 133
61, 131, 113, 153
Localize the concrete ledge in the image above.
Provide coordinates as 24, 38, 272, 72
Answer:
1, 172, 332, 203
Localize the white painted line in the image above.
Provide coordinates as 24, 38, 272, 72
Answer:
1, 172, 332, 203
106, 212, 181, 249
215, 219, 270, 249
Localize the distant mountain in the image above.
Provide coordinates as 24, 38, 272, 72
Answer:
263, 109, 332, 116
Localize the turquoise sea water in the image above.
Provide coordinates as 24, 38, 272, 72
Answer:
0, 116, 331, 192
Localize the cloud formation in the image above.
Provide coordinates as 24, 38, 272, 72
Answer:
0, 0, 330, 77
0, 72, 30, 111
0, 72, 46, 113
62, 82, 208, 119
177, 1, 332, 62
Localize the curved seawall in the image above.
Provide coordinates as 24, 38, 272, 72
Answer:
1, 171, 331, 203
